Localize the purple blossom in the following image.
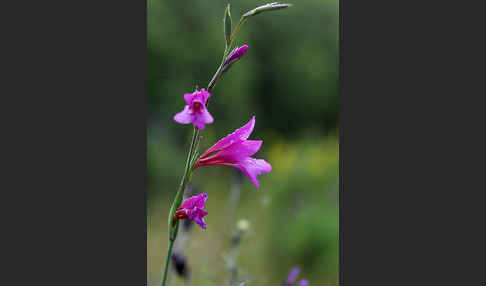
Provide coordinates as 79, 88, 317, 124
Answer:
174, 193, 209, 229
194, 116, 271, 188
173, 88, 214, 130
298, 279, 309, 286
285, 267, 300, 286
224, 45, 249, 66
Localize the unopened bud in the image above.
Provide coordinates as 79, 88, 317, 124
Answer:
224, 3, 232, 45
242, 2, 292, 19
222, 45, 249, 74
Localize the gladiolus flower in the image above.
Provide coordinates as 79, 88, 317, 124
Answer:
174, 193, 209, 229
194, 116, 271, 188
173, 88, 214, 130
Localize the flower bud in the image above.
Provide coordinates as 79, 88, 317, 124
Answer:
224, 3, 232, 46
224, 45, 249, 66
221, 45, 249, 74
242, 2, 292, 19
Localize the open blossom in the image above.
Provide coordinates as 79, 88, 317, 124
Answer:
173, 88, 214, 130
174, 193, 208, 229
194, 116, 271, 188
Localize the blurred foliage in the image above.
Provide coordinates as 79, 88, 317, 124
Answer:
148, 0, 338, 285
148, 0, 338, 139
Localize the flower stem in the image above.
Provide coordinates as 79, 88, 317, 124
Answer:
161, 126, 198, 286
207, 45, 231, 95
229, 17, 247, 43
160, 239, 175, 286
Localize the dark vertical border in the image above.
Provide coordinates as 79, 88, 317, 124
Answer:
2, 0, 147, 284
339, 0, 481, 284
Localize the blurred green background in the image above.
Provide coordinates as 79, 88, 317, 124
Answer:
147, 0, 338, 285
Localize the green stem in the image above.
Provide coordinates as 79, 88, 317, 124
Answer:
207, 45, 231, 94
160, 239, 175, 286
229, 17, 247, 43
161, 127, 198, 286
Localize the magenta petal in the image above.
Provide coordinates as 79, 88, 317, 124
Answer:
228, 116, 255, 141
206, 116, 256, 154
181, 193, 205, 209
192, 116, 206, 130
195, 193, 208, 208
174, 105, 194, 124
225, 45, 249, 65
187, 208, 198, 219
232, 157, 271, 189
184, 93, 194, 105
199, 107, 214, 124
194, 216, 206, 229
198, 209, 208, 217
216, 140, 262, 162
177, 193, 209, 229
199, 88, 211, 102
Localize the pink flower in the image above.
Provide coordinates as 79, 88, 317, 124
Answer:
173, 88, 214, 130
194, 116, 271, 188
174, 193, 209, 229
